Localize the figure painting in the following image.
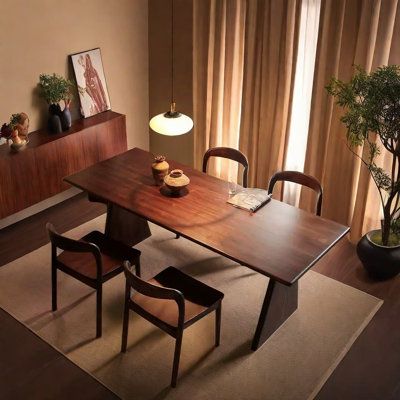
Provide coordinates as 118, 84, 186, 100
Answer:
71, 48, 111, 118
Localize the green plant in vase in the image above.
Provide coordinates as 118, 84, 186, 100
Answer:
327, 65, 400, 279
38, 73, 73, 104
38, 73, 74, 132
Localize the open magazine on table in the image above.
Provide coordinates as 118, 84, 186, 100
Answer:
227, 188, 272, 212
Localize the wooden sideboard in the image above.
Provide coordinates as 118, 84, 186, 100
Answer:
0, 111, 127, 219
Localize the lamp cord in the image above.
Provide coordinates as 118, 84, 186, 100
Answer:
171, 0, 174, 105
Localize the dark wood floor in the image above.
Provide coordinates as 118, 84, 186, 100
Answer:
314, 240, 400, 400
0, 194, 399, 399
0, 193, 105, 267
0, 308, 119, 400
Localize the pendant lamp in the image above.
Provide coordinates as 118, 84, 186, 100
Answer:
149, 0, 193, 136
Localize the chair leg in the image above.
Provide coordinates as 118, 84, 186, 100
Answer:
171, 331, 183, 388
135, 258, 141, 278
215, 303, 222, 347
96, 286, 102, 338
51, 265, 57, 311
121, 299, 130, 353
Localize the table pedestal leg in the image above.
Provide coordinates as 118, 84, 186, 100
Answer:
251, 280, 298, 350
105, 203, 151, 246
87, 194, 151, 246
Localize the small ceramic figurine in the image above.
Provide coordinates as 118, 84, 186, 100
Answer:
14, 112, 30, 141
151, 155, 170, 185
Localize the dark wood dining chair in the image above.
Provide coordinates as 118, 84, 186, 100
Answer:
46, 223, 141, 338
174, 146, 249, 240
267, 171, 323, 216
121, 261, 224, 388
202, 146, 249, 188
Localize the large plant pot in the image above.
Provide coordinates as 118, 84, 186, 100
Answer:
357, 230, 400, 280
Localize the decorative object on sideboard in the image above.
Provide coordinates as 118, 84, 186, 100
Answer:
149, 0, 193, 136
163, 169, 190, 195
38, 73, 74, 134
61, 98, 72, 131
327, 65, 400, 279
70, 48, 111, 118
0, 113, 29, 151
151, 155, 170, 186
48, 104, 62, 134
14, 112, 30, 141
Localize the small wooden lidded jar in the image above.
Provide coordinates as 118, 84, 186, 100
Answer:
151, 155, 169, 186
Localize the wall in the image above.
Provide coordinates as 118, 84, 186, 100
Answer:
0, 0, 149, 150
0, 0, 148, 227
148, 0, 194, 166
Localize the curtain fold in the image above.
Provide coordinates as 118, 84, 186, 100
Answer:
193, 0, 301, 187
193, 0, 400, 242
239, 0, 301, 188
283, 0, 321, 207
300, 0, 400, 241
193, 0, 246, 182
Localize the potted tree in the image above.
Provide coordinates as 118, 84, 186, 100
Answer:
38, 73, 74, 133
327, 65, 400, 279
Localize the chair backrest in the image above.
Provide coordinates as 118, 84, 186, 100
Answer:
267, 171, 323, 216
202, 147, 249, 188
46, 223, 103, 273
123, 261, 185, 327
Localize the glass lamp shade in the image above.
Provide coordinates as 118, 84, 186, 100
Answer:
149, 105, 193, 136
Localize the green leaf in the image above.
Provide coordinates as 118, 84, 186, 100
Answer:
38, 73, 75, 105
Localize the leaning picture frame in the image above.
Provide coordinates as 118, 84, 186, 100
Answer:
70, 48, 111, 118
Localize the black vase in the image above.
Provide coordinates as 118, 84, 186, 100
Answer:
357, 231, 400, 280
48, 104, 62, 134
61, 106, 72, 131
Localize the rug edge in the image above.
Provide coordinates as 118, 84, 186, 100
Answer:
310, 270, 383, 304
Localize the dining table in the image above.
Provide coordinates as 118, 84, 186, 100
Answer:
64, 147, 349, 350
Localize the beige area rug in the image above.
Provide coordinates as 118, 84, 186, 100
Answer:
0, 215, 382, 400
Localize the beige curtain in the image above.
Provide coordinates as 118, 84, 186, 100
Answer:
193, 0, 301, 187
301, 0, 400, 242
193, 0, 246, 182
239, 0, 301, 188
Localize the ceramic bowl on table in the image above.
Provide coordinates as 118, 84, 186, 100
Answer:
163, 169, 190, 195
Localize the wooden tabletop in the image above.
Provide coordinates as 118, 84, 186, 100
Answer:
0, 308, 119, 400
65, 147, 349, 285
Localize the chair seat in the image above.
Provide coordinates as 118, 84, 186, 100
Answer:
132, 267, 224, 328
57, 231, 140, 280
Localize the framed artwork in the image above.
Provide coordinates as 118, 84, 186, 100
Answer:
70, 48, 111, 118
